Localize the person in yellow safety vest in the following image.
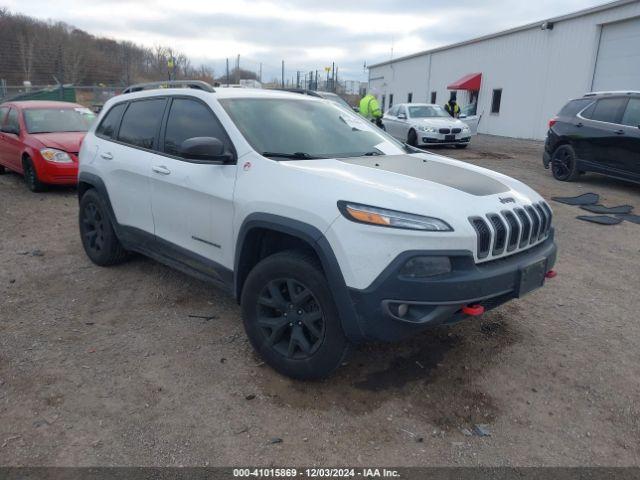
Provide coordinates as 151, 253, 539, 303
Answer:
444, 92, 460, 118
359, 91, 383, 128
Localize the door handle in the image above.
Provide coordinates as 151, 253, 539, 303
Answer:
100, 152, 113, 160
576, 122, 583, 128
152, 165, 171, 175
615, 129, 625, 135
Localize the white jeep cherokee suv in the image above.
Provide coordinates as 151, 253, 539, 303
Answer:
78, 81, 557, 380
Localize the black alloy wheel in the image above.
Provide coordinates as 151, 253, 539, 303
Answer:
257, 278, 325, 359
81, 202, 105, 255
551, 145, 579, 181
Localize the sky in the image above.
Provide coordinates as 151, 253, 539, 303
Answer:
3, 0, 610, 82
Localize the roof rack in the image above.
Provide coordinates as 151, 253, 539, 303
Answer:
584, 90, 640, 97
122, 80, 215, 94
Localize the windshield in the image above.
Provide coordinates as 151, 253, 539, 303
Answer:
320, 93, 352, 109
220, 98, 408, 158
24, 107, 96, 134
408, 105, 450, 118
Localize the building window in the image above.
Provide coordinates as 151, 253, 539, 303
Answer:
430, 91, 437, 104
407, 92, 413, 103
491, 89, 502, 114
389, 94, 394, 109
381, 95, 386, 111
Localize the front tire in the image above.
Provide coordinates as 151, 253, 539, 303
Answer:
551, 144, 580, 181
79, 189, 129, 266
241, 251, 349, 380
23, 157, 45, 192
407, 129, 418, 147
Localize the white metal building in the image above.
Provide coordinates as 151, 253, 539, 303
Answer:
368, 0, 640, 140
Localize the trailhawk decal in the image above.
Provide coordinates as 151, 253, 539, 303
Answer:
340, 155, 509, 196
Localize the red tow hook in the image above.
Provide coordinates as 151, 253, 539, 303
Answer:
545, 270, 557, 279
462, 304, 485, 316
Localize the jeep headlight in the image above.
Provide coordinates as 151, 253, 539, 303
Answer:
417, 126, 437, 133
338, 202, 452, 231
40, 148, 73, 163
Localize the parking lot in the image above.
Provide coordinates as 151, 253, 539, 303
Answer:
0, 134, 638, 467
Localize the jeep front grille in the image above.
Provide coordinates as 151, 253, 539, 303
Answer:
469, 201, 552, 262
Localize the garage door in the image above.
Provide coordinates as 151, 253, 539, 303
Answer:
592, 17, 640, 91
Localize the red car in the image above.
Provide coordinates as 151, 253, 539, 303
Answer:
0, 100, 96, 191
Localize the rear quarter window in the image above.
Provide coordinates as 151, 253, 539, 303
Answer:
559, 99, 593, 117
96, 103, 127, 139
587, 97, 627, 124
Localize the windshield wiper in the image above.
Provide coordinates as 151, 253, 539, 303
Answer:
261, 151, 322, 160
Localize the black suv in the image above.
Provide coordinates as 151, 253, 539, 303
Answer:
543, 91, 640, 183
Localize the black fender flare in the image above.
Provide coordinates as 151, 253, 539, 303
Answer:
234, 213, 365, 343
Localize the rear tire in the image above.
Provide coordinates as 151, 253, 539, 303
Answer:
23, 157, 45, 192
407, 129, 418, 147
551, 144, 580, 181
79, 189, 129, 266
241, 251, 349, 380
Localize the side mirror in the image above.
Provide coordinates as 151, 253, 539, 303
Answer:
397, 113, 407, 120
459, 114, 467, 119
352, 106, 359, 113
179, 137, 233, 163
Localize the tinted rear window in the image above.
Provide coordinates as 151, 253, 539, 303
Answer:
96, 103, 127, 139
117, 99, 166, 150
559, 99, 593, 117
587, 97, 626, 124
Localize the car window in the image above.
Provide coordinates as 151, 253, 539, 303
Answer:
398, 106, 407, 117
621, 98, 640, 127
408, 105, 449, 118
6, 108, 20, 132
96, 103, 127, 139
588, 97, 626, 124
24, 108, 95, 134
559, 99, 593, 117
387, 105, 398, 116
164, 98, 230, 157
117, 98, 166, 150
0, 107, 9, 126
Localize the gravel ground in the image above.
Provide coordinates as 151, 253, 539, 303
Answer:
0, 134, 639, 467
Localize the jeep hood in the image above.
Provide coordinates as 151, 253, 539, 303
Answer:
281, 152, 542, 217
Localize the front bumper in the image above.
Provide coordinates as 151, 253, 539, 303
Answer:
420, 133, 471, 146
35, 154, 79, 185
348, 234, 557, 342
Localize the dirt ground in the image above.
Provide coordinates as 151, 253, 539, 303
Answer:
1, 135, 639, 467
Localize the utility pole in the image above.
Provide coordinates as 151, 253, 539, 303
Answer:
226, 58, 229, 87
236, 54, 240, 84
335, 66, 339, 93
296, 71, 300, 88
259, 63, 262, 83
331, 62, 335, 92
315, 70, 318, 90
281, 60, 285, 88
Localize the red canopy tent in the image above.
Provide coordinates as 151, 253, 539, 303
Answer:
447, 73, 482, 90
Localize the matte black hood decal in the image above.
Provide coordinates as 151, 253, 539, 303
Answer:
340, 155, 509, 196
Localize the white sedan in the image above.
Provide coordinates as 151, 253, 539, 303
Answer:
383, 103, 472, 149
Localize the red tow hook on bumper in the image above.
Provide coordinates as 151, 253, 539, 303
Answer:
462, 304, 485, 316
545, 269, 557, 279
